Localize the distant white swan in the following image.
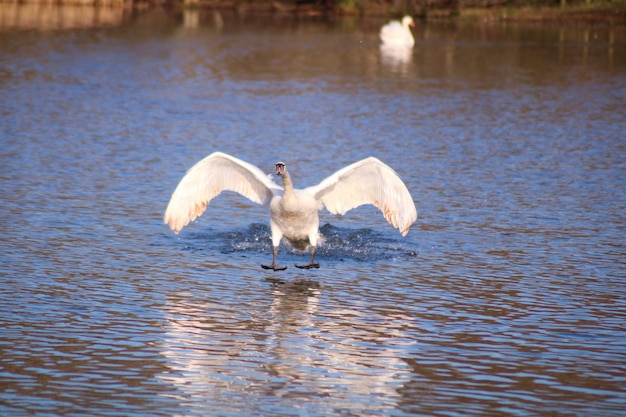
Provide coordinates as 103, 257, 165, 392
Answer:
380, 15, 415, 47
164, 152, 417, 271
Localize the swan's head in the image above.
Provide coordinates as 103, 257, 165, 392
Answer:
402, 16, 415, 27
275, 162, 286, 176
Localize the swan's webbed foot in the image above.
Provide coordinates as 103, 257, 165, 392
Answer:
263, 247, 287, 271
296, 247, 319, 269
295, 263, 320, 270
262, 264, 288, 271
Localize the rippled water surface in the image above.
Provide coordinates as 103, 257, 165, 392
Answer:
2, 7, 625, 416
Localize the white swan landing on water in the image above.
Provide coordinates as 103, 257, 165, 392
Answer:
164, 152, 417, 271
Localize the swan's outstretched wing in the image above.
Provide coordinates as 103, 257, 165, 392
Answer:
164, 152, 282, 233
306, 157, 417, 236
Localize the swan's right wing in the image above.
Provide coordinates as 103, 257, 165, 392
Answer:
164, 152, 282, 233
306, 157, 417, 236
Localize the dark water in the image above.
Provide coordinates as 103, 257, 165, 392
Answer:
2, 7, 625, 416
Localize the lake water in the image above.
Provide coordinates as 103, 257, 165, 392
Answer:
1, 6, 625, 416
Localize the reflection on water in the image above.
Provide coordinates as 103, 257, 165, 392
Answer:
0, 3, 128, 30
160, 279, 413, 415
1, 6, 625, 417
380, 44, 413, 74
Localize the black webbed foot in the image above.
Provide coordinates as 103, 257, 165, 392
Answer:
295, 263, 320, 270
262, 264, 288, 271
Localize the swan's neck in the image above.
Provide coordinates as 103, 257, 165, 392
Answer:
280, 170, 296, 200
281, 170, 294, 191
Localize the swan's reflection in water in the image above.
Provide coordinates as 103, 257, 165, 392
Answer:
159, 277, 412, 414
380, 44, 414, 74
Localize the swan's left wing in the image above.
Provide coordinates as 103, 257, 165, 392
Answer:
306, 157, 417, 236
164, 152, 282, 233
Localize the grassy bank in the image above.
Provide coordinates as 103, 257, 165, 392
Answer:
459, 1, 626, 25
1, 0, 625, 25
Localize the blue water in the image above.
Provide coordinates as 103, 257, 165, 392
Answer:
1, 8, 625, 416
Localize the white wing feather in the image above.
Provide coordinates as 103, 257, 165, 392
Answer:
164, 152, 282, 233
306, 157, 417, 236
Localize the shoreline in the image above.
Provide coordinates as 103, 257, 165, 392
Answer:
1, 0, 625, 26
458, 4, 626, 25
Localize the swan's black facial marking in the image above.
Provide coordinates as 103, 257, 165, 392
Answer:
275, 162, 285, 176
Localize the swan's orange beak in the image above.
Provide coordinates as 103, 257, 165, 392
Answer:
275, 162, 285, 176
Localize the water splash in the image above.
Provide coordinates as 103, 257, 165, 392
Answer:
180, 223, 417, 262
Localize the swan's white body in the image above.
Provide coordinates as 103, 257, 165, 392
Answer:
380, 16, 415, 47
164, 152, 417, 270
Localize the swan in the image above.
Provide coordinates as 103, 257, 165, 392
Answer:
164, 152, 417, 271
380, 15, 415, 47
